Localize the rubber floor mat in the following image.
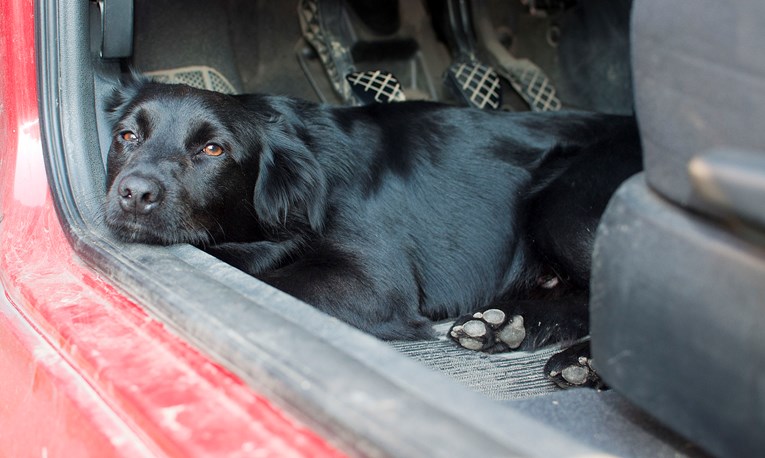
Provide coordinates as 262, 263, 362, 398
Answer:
146, 66, 238, 94
390, 322, 561, 400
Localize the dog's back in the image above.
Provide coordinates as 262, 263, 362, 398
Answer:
258, 100, 641, 334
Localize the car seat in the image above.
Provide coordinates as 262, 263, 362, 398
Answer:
589, 1, 765, 456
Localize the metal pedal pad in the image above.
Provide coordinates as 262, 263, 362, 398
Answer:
346, 70, 406, 104
469, 0, 562, 112
444, 59, 502, 110
497, 59, 561, 112
298, 0, 358, 104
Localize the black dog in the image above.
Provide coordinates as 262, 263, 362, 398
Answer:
104, 76, 641, 381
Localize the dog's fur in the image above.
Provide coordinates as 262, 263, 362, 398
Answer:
104, 76, 641, 343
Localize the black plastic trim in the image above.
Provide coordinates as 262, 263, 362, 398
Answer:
98, 0, 134, 58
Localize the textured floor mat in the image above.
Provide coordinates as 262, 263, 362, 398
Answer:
146, 66, 238, 94
390, 322, 561, 400
133, 0, 243, 92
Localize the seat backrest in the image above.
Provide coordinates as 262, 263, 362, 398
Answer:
632, 0, 765, 214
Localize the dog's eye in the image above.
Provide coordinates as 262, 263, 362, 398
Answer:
120, 131, 138, 142
202, 143, 224, 157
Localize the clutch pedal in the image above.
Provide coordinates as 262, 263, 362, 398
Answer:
299, 0, 408, 105
298, 0, 358, 104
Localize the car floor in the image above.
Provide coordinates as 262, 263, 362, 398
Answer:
507, 389, 712, 457
130, 1, 705, 456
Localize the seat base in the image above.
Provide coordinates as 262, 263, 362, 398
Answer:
590, 175, 765, 458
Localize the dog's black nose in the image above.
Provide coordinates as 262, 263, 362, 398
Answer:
118, 175, 164, 214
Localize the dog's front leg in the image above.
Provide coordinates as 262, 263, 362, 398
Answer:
449, 296, 606, 389
449, 296, 590, 353
205, 238, 303, 276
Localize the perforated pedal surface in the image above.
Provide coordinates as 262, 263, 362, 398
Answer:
497, 60, 561, 112
445, 60, 502, 110
347, 70, 406, 104
299, 0, 357, 103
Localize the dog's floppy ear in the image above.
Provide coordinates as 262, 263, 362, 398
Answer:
101, 69, 149, 123
253, 118, 328, 232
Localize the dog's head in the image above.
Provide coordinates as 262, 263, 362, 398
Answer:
103, 76, 327, 245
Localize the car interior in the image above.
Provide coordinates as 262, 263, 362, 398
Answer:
36, 0, 764, 456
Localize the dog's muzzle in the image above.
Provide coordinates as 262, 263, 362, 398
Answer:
117, 175, 164, 215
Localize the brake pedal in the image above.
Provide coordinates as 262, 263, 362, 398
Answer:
444, 59, 502, 110
440, 0, 503, 110
346, 70, 406, 104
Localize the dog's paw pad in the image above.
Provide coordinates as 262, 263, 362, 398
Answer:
450, 320, 490, 350
496, 314, 525, 348
545, 348, 605, 389
476, 308, 505, 326
450, 309, 526, 352
462, 319, 489, 337
559, 358, 591, 385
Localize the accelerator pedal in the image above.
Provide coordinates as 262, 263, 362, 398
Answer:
470, 0, 562, 111
496, 59, 561, 112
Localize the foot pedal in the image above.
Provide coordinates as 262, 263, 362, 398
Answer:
497, 60, 561, 112
299, 0, 418, 105
471, 0, 562, 111
298, 0, 358, 104
145, 66, 238, 94
346, 71, 406, 104
440, 0, 502, 110
444, 59, 502, 110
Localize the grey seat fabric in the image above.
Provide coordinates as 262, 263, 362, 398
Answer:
633, 0, 765, 211
591, 176, 765, 458
590, 1, 765, 457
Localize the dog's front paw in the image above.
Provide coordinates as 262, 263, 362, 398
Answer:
544, 340, 606, 389
449, 308, 526, 352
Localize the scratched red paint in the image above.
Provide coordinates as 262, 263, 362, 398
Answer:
0, 298, 160, 457
0, 1, 346, 456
